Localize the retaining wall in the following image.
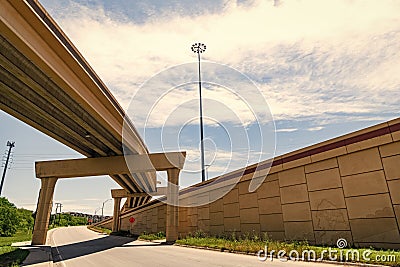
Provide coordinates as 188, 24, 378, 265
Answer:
100, 117, 400, 249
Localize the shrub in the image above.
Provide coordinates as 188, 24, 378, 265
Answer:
0, 197, 20, 236
17, 208, 34, 231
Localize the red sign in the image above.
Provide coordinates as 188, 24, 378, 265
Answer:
129, 217, 135, 223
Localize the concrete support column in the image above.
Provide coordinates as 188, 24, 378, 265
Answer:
112, 197, 122, 232
32, 177, 57, 245
166, 168, 180, 243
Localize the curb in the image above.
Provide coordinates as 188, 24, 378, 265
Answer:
87, 226, 109, 235
174, 244, 389, 267
137, 238, 166, 243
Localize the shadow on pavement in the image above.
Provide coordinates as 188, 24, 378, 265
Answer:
0, 247, 30, 266
20, 246, 52, 266
20, 233, 172, 265
52, 234, 138, 263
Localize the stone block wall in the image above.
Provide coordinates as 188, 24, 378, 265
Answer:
98, 117, 400, 249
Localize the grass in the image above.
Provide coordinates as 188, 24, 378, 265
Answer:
0, 230, 32, 247
87, 226, 138, 238
176, 232, 400, 266
138, 232, 166, 241
0, 230, 32, 267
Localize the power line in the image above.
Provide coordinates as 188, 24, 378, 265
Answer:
0, 141, 15, 195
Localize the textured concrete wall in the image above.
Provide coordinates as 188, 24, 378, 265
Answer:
104, 117, 400, 249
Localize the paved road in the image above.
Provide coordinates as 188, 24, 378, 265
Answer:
47, 226, 346, 267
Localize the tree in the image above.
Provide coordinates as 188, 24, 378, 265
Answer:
0, 197, 20, 236
54, 213, 87, 227
17, 208, 34, 232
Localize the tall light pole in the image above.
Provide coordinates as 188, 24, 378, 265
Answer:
94, 207, 101, 223
0, 141, 15, 196
101, 198, 112, 219
191, 42, 207, 182
94, 207, 101, 215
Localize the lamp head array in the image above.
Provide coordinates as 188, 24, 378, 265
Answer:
191, 43, 206, 53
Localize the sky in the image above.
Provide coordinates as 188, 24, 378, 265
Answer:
1, 0, 399, 214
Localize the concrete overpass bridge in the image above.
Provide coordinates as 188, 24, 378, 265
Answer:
4, 0, 400, 251
0, 0, 185, 244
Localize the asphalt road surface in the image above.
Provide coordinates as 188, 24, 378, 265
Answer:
48, 226, 347, 267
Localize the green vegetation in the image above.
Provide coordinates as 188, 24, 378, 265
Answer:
0, 200, 19, 237
87, 226, 112, 235
16, 209, 34, 233
176, 231, 400, 266
0, 230, 32, 267
0, 198, 31, 237
49, 213, 88, 228
0, 230, 32, 247
0, 197, 88, 266
139, 232, 165, 241
0, 197, 34, 266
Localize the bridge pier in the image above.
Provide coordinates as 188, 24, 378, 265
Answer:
110, 168, 181, 242
166, 168, 180, 243
32, 177, 58, 245
32, 152, 186, 245
112, 197, 122, 232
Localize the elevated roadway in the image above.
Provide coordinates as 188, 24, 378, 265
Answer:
0, 0, 155, 207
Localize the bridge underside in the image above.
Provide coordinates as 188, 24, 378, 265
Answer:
0, 0, 156, 209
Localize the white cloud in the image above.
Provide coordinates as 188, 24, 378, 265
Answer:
131, 80, 264, 128
307, 126, 324, 131
181, 147, 265, 177
27, 0, 399, 209
276, 128, 298, 132
47, 0, 399, 125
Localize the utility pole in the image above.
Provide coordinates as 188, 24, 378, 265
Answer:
0, 141, 15, 196
55, 203, 62, 225
191, 43, 207, 182
49, 202, 54, 226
